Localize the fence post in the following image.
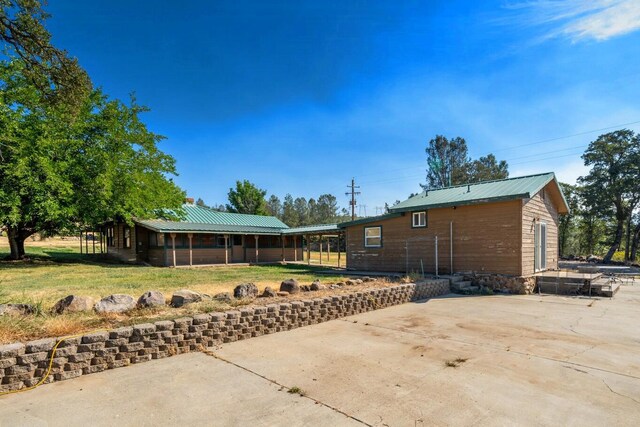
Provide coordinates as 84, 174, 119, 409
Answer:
435, 235, 439, 278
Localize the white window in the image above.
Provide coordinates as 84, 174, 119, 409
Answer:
412, 211, 426, 227
364, 226, 382, 248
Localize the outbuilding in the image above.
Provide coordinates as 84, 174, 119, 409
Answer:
340, 172, 569, 277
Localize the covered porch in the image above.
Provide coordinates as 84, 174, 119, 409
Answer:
281, 224, 345, 268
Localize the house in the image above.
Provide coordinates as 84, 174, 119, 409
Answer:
339, 172, 569, 277
104, 204, 307, 266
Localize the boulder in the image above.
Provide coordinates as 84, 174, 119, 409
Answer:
345, 280, 356, 286
52, 295, 95, 314
213, 292, 232, 303
171, 290, 202, 307
300, 285, 311, 292
94, 294, 136, 314
233, 283, 259, 299
363, 277, 376, 282
310, 281, 326, 291
276, 291, 290, 297
280, 279, 300, 294
137, 291, 165, 308
0, 303, 35, 316
260, 287, 277, 298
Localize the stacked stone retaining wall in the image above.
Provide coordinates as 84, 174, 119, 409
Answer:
0, 280, 449, 392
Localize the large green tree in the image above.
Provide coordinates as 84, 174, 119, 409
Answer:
0, 0, 91, 111
422, 135, 508, 189
226, 180, 268, 215
0, 61, 184, 259
579, 130, 640, 262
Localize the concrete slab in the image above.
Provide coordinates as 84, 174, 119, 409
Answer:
0, 352, 361, 427
1, 286, 639, 426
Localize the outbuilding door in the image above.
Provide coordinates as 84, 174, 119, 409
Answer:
534, 222, 547, 272
231, 235, 245, 262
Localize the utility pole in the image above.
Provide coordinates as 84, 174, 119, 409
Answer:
345, 178, 361, 220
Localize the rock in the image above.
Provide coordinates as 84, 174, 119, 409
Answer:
0, 304, 35, 316
213, 292, 232, 303
94, 295, 136, 313
363, 277, 376, 282
276, 291, 290, 297
137, 291, 165, 308
170, 290, 202, 307
345, 280, 356, 286
310, 281, 326, 291
300, 285, 311, 292
52, 295, 95, 314
336, 282, 345, 287
233, 283, 259, 299
260, 287, 277, 297
280, 279, 300, 294
587, 255, 602, 264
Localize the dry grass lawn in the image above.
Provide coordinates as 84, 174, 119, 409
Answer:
0, 237, 359, 343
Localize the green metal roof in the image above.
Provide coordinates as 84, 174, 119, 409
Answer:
390, 172, 569, 213
281, 224, 341, 235
136, 204, 289, 235
338, 213, 403, 228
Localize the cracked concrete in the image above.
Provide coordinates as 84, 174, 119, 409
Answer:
0, 286, 639, 426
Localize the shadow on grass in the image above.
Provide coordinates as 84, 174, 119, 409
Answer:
0, 249, 346, 276
0, 249, 138, 270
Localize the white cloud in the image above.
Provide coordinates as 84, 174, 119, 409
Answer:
504, 0, 640, 42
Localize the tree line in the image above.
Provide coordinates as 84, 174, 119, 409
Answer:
195, 180, 350, 228
559, 130, 640, 263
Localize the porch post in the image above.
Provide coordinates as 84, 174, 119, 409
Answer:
337, 233, 341, 268
293, 236, 298, 262
224, 235, 229, 264
85, 230, 89, 254
188, 233, 193, 266
92, 232, 96, 254
306, 234, 310, 265
327, 238, 330, 261
319, 234, 323, 265
255, 235, 259, 263
170, 233, 177, 267
281, 236, 285, 262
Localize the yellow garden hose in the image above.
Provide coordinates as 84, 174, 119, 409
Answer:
0, 329, 109, 397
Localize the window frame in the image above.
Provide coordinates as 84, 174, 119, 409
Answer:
123, 226, 131, 249
364, 226, 382, 248
412, 211, 427, 228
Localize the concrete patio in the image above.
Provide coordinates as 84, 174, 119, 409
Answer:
1, 286, 639, 426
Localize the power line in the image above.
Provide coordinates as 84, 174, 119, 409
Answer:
352, 119, 640, 180
493, 120, 640, 153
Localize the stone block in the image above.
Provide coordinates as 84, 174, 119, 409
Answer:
109, 326, 134, 339
0, 343, 25, 358
133, 323, 156, 336
17, 352, 48, 364
25, 338, 56, 354
82, 332, 109, 344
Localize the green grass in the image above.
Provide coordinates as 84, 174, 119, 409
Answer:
0, 243, 351, 343
0, 245, 346, 306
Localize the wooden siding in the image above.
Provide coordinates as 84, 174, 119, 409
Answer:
106, 223, 137, 262
346, 200, 523, 275
521, 183, 560, 276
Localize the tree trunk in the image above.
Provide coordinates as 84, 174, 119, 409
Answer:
631, 222, 640, 262
6, 226, 31, 260
625, 214, 632, 261
603, 214, 625, 263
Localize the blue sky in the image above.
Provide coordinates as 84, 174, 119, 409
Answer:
46, 0, 640, 215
